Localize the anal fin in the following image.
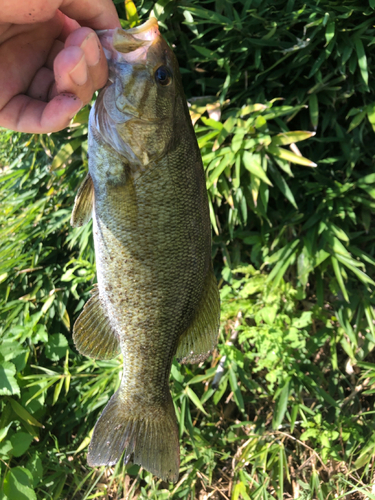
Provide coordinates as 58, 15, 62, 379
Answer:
73, 285, 120, 360
176, 268, 220, 364
71, 173, 94, 227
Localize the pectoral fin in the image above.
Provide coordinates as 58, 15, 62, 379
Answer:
70, 173, 94, 227
73, 285, 120, 360
176, 268, 220, 364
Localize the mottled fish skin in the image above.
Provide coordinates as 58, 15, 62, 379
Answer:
71, 18, 220, 483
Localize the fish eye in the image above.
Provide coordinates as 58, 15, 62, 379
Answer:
155, 66, 172, 86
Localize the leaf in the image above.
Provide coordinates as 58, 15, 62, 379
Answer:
44, 334, 68, 361
243, 152, 272, 186
9, 399, 44, 428
180, 6, 231, 24
3, 467, 36, 500
186, 386, 208, 415
213, 116, 236, 150
348, 110, 366, 132
0, 422, 12, 443
10, 433, 34, 457
213, 374, 228, 405
309, 94, 319, 130
26, 454, 43, 488
272, 378, 290, 429
271, 131, 315, 146
41, 294, 55, 314
51, 139, 80, 170
0, 362, 20, 396
354, 38, 369, 86
124, 0, 139, 27
268, 163, 297, 208
74, 427, 94, 455
325, 21, 335, 45
267, 145, 317, 167
206, 153, 234, 189
331, 256, 349, 302
229, 366, 245, 413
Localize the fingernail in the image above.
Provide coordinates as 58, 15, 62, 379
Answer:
81, 32, 101, 67
69, 56, 88, 86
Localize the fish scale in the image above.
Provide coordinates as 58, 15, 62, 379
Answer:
70, 17, 220, 482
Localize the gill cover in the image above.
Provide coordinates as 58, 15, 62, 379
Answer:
93, 18, 177, 167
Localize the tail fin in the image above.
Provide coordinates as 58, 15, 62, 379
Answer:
87, 388, 180, 482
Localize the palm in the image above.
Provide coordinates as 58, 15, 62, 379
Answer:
0, 0, 120, 133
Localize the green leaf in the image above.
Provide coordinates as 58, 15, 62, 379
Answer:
325, 21, 335, 45
267, 145, 317, 167
308, 94, 319, 130
3, 467, 36, 500
9, 398, 44, 428
331, 256, 349, 302
0, 422, 12, 444
229, 366, 245, 413
0, 362, 20, 396
10, 433, 33, 457
271, 131, 315, 146
186, 386, 208, 415
348, 110, 366, 132
354, 38, 368, 86
268, 163, 297, 208
180, 6, 232, 24
26, 454, 43, 488
44, 334, 68, 361
272, 378, 290, 429
51, 139, 80, 170
213, 374, 228, 405
206, 153, 234, 189
243, 152, 273, 186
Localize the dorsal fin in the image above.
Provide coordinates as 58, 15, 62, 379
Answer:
70, 173, 94, 227
176, 268, 220, 364
73, 286, 120, 360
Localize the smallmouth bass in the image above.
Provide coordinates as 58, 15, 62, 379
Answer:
71, 18, 220, 483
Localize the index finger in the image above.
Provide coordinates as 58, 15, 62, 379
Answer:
60, 0, 121, 30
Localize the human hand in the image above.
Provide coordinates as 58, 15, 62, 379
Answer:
0, 0, 121, 133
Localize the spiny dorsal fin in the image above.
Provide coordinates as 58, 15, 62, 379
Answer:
70, 173, 94, 227
73, 285, 120, 360
176, 268, 220, 364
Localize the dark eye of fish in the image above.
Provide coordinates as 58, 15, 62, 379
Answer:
155, 66, 172, 86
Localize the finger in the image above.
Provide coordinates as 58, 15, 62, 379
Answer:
0, 93, 82, 133
0, 0, 63, 24
65, 28, 108, 89
0, 0, 119, 31
26, 67, 55, 101
54, 45, 95, 105
60, 0, 121, 30
54, 30, 108, 105
46, 40, 64, 71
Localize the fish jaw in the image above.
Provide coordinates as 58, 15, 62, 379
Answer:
98, 18, 160, 68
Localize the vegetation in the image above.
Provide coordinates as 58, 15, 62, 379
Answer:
1, 0, 375, 498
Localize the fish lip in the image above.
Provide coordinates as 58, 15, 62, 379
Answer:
95, 17, 158, 37
98, 18, 160, 63
125, 17, 159, 36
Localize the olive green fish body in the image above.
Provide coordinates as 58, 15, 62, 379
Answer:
71, 18, 220, 483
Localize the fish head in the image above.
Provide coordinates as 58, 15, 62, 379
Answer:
95, 19, 183, 168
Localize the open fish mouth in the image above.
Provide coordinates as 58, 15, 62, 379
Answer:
97, 18, 160, 64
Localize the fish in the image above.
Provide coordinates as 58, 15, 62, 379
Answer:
70, 17, 220, 483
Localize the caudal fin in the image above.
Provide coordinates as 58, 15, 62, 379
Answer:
87, 389, 180, 482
